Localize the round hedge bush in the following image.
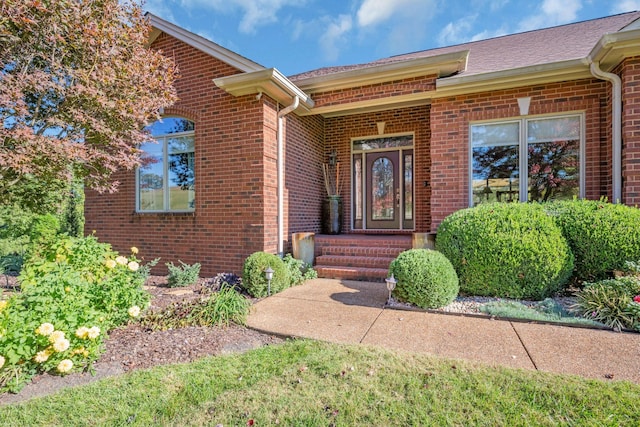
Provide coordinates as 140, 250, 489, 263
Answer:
388, 249, 459, 309
242, 252, 289, 298
435, 203, 574, 300
545, 199, 640, 281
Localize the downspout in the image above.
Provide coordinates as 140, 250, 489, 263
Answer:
589, 61, 622, 203
276, 96, 299, 256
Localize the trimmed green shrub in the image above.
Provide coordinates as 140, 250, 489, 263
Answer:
166, 260, 201, 287
436, 203, 574, 300
545, 199, 640, 281
388, 249, 459, 309
573, 277, 640, 331
242, 252, 289, 298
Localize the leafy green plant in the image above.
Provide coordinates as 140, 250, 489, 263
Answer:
479, 299, 602, 326
0, 236, 151, 393
436, 203, 574, 300
205, 272, 243, 293
242, 252, 289, 298
545, 199, 640, 281
573, 277, 640, 331
388, 249, 459, 309
166, 260, 201, 288
0, 254, 23, 276
283, 253, 317, 286
142, 287, 251, 330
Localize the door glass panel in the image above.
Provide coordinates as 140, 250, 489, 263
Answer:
527, 117, 580, 202
354, 155, 362, 222
404, 154, 413, 220
138, 142, 164, 211
371, 157, 394, 220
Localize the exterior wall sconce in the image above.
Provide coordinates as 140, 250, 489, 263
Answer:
264, 266, 274, 296
328, 149, 337, 166
385, 273, 397, 305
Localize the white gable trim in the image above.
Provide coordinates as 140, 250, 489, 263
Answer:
146, 13, 264, 73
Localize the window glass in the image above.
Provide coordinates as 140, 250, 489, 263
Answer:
470, 115, 581, 206
353, 135, 413, 151
371, 157, 394, 220
138, 118, 195, 212
404, 154, 413, 220
527, 117, 580, 202
472, 122, 520, 205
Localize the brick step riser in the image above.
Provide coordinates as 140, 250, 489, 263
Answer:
314, 266, 389, 282
315, 255, 395, 269
319, 246, 407, 257
315, 239, 412, 249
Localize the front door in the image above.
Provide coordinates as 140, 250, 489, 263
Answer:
366, 151, 400, 229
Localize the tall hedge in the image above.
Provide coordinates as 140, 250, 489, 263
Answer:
436, 203, 574, 300
242, 252, 289, 298
545, 199, 640, 281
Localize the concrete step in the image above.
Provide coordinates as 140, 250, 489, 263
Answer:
315, 255, 396, 269
314, 265, 390, 282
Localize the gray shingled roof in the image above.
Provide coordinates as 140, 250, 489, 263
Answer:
289, 11, 640, 82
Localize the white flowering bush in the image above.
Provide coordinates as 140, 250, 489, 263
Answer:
0, 236, 152, 393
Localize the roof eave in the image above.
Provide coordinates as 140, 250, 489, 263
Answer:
434, 59, 592, 97
213, 68, 315, 113
146, 13, 264, 73
588, 28, 640, 70
294, 50, 469, 93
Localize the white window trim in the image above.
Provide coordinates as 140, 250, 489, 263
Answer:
468, 112, 585, 206
135, 126, 195, 213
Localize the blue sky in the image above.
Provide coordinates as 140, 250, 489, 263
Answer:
144, 0, 640, 76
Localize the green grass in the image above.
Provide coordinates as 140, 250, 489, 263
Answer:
1, 340, 638, 426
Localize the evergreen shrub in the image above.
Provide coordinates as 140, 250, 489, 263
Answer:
242, 252, 289, 298
388, 249, 459, 309
436, 203, 573, 299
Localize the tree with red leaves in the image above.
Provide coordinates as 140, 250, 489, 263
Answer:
0, 0, 177, 207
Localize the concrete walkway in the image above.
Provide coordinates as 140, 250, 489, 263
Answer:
247, 278, 640, 383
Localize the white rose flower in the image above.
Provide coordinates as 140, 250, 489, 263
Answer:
36, 323, 55, 336
53, 338, 70, 353
57, 359, 73, 373
87, 326, 101, 339
128, 306, 141, 318
127, 261, 139, 272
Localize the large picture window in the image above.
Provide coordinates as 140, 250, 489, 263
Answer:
137, 117, 195, 212
470, 114, 582, 206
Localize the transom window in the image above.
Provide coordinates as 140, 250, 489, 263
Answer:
470, 114, 583, 206
136, 117, 195, 212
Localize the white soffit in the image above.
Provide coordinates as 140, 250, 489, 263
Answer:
213, 68, 315, 113
588, 28, 640, 71
293, 51, 469, 93
146, 13, 264, 73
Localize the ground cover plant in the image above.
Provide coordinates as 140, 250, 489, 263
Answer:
0, 236, 151, 393
436, 203, 573, 300
479, 299, 602, 327
283, 253, 318, 286
388, 249, 459, 309
0, 340, 638, 426
166, 260, 201, 288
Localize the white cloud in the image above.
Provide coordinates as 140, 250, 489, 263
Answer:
179, 0, 306, 34
438, 16, 476, 45
318, 15, 353, 61
142, 0, 176, 21
518, 0, 582, 32
611, 0, 640, 14
356, 0, 428, 27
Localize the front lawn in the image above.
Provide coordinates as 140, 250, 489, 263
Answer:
1, 340, 638, 426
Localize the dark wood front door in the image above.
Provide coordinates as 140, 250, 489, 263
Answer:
366, 151, 400, 229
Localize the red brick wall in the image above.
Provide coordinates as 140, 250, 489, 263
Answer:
283, 113, 326, 244
621, 56, 640, 205
430, 78, 609, 230
325, 106, 431, 232
84, 33, 271, 276
311, 75, 436, 109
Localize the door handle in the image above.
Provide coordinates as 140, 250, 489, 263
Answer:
396, 188, 400, 207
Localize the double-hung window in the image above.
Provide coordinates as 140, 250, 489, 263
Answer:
470, 114, 583, 206
137, 117, 195, 212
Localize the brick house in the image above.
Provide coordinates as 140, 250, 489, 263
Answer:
84, 11, 640, 279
